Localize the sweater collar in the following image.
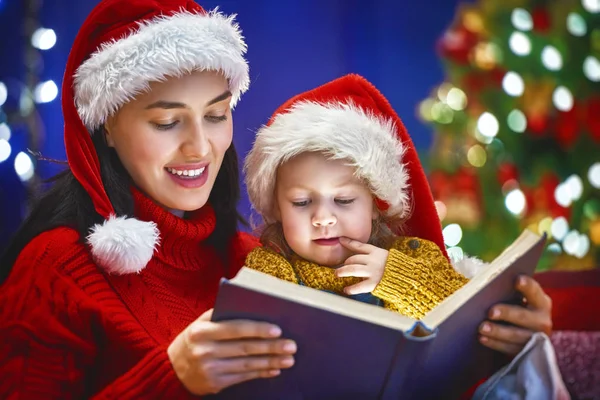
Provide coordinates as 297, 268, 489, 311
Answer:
132, 188, 216, 270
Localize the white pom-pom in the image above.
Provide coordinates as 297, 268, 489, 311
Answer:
450, 253, 487, 279
87, 215, 160, 275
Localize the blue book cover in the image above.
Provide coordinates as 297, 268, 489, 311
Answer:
210, 230, 546, 399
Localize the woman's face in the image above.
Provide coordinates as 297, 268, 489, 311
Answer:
105, 70, 233, 212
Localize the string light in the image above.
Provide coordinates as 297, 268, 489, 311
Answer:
437, 83, 453, 102
467, 144, 487, 167
14, 151, 35, 182
435, 201, 447, 221
582, 0, 600, 13
0, 123, 10, 141
566, 175, 584, 201
538, 217, 553, 237
507, 109, 527, 133
509, 31, 531, 56
583, 56, 600, 82
551, 217, 569, 241
555, 182, 573, 207
511, 8, 533, 31
547, 243, 562, 254
419, 99, 435, 121
477, 112, 500, 137
563, 230, 590, 258
31, 28, 56, 50
567, 13, 587, 36
443, 223, 463, 247
0, 81, 7, 106
502, 71, 525, 96
33, 80, 58, 103
0, 139, 11, 163
541, 45, 563, 71
588, 162, 600, 188
505, 189, 526, 215
446, 87, 467, 111
552, 86, 574, 112
447, 246, 465, 262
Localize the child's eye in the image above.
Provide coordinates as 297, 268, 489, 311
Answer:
291, 200, 310, 207
205, 115, 228, 123
335, 198, 355, 205
152, 121, 179, 130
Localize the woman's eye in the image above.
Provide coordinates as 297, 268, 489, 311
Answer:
335, 198, 355, 205
205, 115, 228, 123
292, 200, 310, 207
152, 121, 179, 131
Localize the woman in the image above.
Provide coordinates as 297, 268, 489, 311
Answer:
0, 0, 552, 398
0, 0, 296, 397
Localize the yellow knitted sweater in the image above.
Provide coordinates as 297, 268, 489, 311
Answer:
245, 237, 469, 319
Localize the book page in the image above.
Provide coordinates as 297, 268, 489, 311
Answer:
231, 268, 417, 332
421, 229, 542, 329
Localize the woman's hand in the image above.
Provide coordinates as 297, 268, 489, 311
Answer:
335, 237, 389, 294
168, 309, 297, 395
479, 275, 552, 355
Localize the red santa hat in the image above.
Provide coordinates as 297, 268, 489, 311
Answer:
245, 74, 484, 276
63, 0, 249, 275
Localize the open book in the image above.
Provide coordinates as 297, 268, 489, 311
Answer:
210, 230, 547, 400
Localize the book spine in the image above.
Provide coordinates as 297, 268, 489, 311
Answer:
379, 322, 437, 399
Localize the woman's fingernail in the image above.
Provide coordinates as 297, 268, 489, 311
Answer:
480, 336, 488, 343
490, 308, 500, 319
281, 356, 294, 367
518, 276, 527, 286
269, 326, 282, 337
269, 369, 281, 376
283, 341, 297, 353
480, 323, 491, 333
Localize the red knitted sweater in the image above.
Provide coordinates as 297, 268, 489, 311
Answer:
0, 190, 259, 399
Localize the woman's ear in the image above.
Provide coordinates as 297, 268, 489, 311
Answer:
272, 196, 282, 221
104, 116, 116, 147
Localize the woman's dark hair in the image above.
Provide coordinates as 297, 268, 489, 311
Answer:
0, 127, 245, 284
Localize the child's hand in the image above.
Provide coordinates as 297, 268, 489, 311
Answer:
479, 275, 552, 355
335, 237, 389, 295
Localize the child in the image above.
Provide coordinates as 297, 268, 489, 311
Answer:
243, 74, 482, 319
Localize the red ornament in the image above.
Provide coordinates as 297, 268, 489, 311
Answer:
490, 67, 507, 86
585, 96, 600, 142
555, 108, 579, 149
540, 174, 570, 219
462, 68, 505, 94
527, 113, 550, 136
523, 173, 570, 219
437, 25, 479, 65
497, 162, 520, 185
532, 7, 551, 33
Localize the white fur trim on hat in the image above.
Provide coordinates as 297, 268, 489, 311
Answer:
245, 100, 409, 223
87, 215, 160, 275
74, 9, 249, 129
450, 253, 487, 279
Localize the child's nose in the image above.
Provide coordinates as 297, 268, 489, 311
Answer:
312, 212, 336, 227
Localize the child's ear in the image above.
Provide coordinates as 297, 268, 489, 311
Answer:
372, 200, 380, 220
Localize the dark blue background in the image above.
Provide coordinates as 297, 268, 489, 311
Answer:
0, 0, 462, 247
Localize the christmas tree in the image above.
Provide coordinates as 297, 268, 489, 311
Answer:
421, 0, 600, 271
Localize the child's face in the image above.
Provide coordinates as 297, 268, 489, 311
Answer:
275, 152, 377, 267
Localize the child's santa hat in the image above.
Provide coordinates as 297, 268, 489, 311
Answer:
63, 0, 249, 275
245, 74, 483, 277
